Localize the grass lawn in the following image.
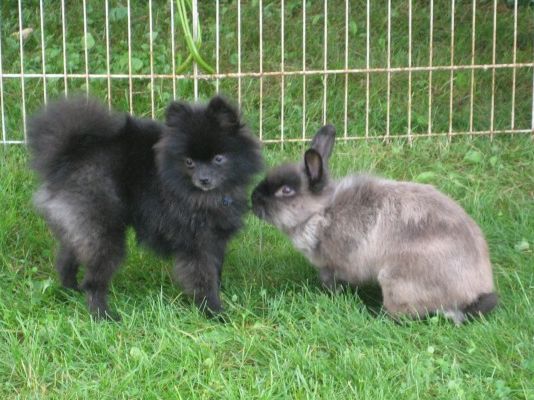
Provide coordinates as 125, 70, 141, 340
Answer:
1, 136, 533, 398
1, 0, 533, 399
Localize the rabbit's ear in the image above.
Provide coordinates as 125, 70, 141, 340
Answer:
304, 149, 324, 190
310, 124, 336, 163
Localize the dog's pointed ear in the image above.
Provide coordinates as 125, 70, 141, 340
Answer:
165, 101, 191, 126
310, 124, 336, 163
304, 149, 324, 190
207, 95, 240, 130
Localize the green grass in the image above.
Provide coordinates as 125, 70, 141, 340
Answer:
1, 136, 533, 399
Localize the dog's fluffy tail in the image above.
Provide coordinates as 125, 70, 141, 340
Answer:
463, 292, 499, 317
27, 96, 125, 178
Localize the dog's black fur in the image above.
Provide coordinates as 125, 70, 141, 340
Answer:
28, 95, 263, 319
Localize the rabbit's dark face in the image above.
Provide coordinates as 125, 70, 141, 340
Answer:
252, 124, 337, 232
251, 162, 329, 231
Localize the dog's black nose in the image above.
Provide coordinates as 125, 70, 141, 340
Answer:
199, 177, 211, 186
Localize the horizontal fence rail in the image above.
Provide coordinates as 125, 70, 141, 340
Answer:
0, 0, 533, 145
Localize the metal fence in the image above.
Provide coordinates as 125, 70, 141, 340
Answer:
1, 0, 533, 145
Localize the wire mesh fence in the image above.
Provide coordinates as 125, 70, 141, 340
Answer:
0, 0, 533, 145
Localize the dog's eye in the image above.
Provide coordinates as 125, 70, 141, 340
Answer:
275, 185, 295, 198
185, 158, 195, 168
213, 154, 226, 165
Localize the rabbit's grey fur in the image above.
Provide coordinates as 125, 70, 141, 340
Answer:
252, 125, 497, 324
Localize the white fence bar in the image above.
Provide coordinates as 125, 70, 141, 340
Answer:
448, 0, 455, 140
127, 0, 133, 113
192, 0, 198, 100
343, 0, 349, 139
407, 0, 413, 143
1, 63, 533, 81
511, 0, 518, 131
386, 0, 391, 141
258, 0, 263, 141
0, 6, 5, 143
17, 0, 27, 139
82, 0, 89, 94
280, 0, 285, 146
237, 0, 242, 105
490, 0, 498, 140
215, 0, 220, 93
39, 0, 47, 103
170, 0, 177, 99
61, 0, 68, 95
260, 129, 533, 144
428, 0, 434, 136
322, 0, 328, 125
301, 0, 306, 140
105, 0, 111, 108
469, 0, 476, 133
365, 0, 370, 139
149, 0, 155, 118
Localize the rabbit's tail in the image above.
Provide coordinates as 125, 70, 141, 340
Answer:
441, 292, 498, 325
462, 292, 499, 317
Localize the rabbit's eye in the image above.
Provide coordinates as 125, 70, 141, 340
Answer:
275, 185, 295, 198
185, 158, 195, 168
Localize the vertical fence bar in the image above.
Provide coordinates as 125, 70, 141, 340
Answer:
39, 0, 47, 103
427, 0, 433, 136
18, 0, 27, 139
215, 0, 220, 93
469, 0, 476, 133
237, 0, 242, 105
280, 0, 285, 146
531, 68, 534, 137
259, 0, 263, 141
343, 0, 349, 139
0, 7, 5, 143
127, 0, 133, 113
322, 0, 328, 125
365, 0, 370, 139
170, 0, 176, 99
61, 0, 68, 95
149, 0, 155, 118
407, 0, 413, 143
301, 0, 306, 140
448, 0, 455, 140
386, 0, 391, 140
511, 0, 518, 131
105, 0, 111, 108
82, 0, 89, 94
192, 1, 199, 100
489, 0, 497, 140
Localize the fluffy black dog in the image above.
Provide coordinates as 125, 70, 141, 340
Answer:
28, 95, 263, 319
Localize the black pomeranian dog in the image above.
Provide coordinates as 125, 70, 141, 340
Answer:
28, 95, 263, 319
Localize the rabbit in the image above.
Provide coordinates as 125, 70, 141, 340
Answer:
251, 125, 498, 324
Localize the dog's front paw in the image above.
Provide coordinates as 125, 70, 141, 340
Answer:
195, 293, 224, 319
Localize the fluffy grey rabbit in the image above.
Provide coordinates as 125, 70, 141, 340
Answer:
251, 125, 497, 324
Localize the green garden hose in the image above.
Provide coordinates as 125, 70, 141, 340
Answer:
175, 0, 215, 74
